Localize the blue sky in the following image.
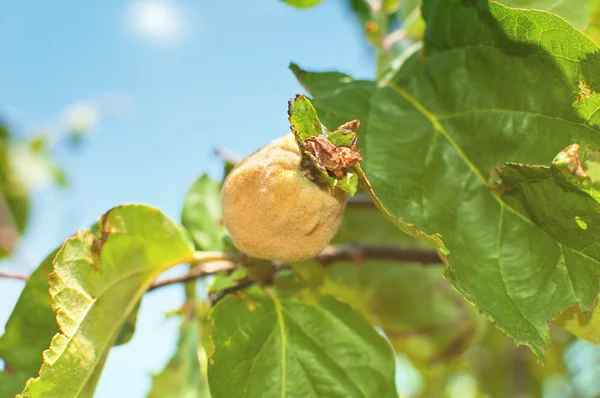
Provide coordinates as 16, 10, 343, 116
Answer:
0, 1, 375, 396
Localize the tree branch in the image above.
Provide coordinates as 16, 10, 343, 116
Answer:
315, 244, 442, 266
148, 260, 238, 292
1, 245, 443, 294
347, 193, 374, 207
208, 278, 256, 306
148, 244, 442, 293
0, 271, 28, 281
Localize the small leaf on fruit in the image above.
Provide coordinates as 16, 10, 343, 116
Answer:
288, 94, 322, 141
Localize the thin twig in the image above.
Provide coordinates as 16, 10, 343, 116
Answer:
148, 260, 237, 292
0, 271, 28, 281
316, 244, 442, 266
347, 193, 374, 206
209, 278, 256, 307
1, 245, 442, 293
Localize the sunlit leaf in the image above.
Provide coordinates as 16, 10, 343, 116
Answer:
19, 204, 195, 397
502, 0, 600, 44
288, 94, 323, 141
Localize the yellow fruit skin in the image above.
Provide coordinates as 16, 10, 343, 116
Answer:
221, 133, 347, 262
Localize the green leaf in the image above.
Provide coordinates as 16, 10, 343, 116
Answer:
327, 129, 356, 147
115, 303, 140, 346
0, 371, 29, 398
292, 0, 600, 360
147, 317, 209, 398
502, 0, 600, 42
332, 196, 423, 246
288, 94, 324, 141
331, 171, 359, 196
281, 0, 324, 9
287, 95, 364, 197
326, 262, 487, 365
395, 0, 424, 38
208, 288, 397, 397
19, 204, 195, 397
326, 203, 484, 365
182, 174, 226, 252
207, 268, 248, 293
391, 1, 600, 47
497, 162, 600, 311
0, 250, 57, 376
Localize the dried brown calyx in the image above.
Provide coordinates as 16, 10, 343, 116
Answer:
302, 120, 363, 178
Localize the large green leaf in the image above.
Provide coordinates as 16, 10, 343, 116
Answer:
292, 0, 600, 360
181, 174, 226, 252
208, 288, 397, 397
389, 1, 600, 48
497, 162, 600, 311
147, 316, 209, 398
0, 372, 29, 398
18, 204, 195, 397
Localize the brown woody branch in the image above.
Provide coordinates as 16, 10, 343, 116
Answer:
208, 278, 255, 307
1, 245, 443, 298
0, 271, 28, 281
148, 244, 442, 294
315, 244, 442, 266
148, 260, 238, 291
